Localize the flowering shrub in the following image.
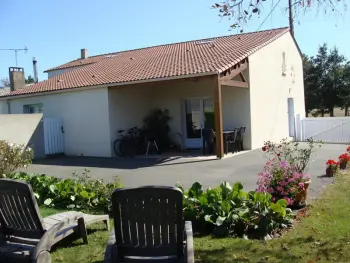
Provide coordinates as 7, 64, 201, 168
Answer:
326, 159, 338, 171
257, 159, 310, 205
347, 146, 350, 153
0, 140, 34, 178
338, 153, 350, 166
262, 138, 322, 173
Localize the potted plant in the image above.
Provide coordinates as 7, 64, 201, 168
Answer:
325, 159, 338, 177
257, 159, 311, 209
338, 153, 350, 170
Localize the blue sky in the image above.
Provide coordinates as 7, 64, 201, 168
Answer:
0, 0, 349, 81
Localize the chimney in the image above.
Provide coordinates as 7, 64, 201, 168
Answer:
9, 67, 25, 91
81, 48, 88, 59
32, 57, 38, 83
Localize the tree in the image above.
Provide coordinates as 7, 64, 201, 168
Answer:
338, 62, 350, 116
212, 0, 346, 33
0, 75, 35, 88
303, 55, 318, 116
0, 78, 10, 88
325, 47, 346, 116
25, 75, 35, 84
303, 44, 349, 117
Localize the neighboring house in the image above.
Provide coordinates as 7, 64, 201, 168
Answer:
0, 87, 10, 113
0, 27, 305, 158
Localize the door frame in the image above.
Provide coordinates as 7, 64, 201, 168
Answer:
182, 96, 213, 149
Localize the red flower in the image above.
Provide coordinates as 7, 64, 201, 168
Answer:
347, 146, 350, 152
262, 146, 267, 152
339, 153, 350, 161
277, 153, 281, 157
326, 159, 337, 166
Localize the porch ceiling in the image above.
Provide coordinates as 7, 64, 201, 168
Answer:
220, 59, 248, 88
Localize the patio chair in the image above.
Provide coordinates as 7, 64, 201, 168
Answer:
227, 128, 239, 153
202, 128, 216, 155
0, 179, 110, 263
104, 186, 194, 263
236, 126, 246, 151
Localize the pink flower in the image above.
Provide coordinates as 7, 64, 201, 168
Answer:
284, 197, 293, 205
277, 186, 283, 192
272, 197, 276, 202
279, 180, 288, 186
280, 161, 287, 168
267, 187, 274, 193
298, 182, 305, 190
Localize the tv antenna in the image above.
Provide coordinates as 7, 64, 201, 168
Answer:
0, 46, 28, 66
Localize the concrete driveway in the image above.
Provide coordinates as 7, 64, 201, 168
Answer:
26, 143, 345, 199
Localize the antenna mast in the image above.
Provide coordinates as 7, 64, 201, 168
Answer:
0, 46, 28, 66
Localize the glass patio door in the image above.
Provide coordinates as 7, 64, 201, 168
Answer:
184, 98, 214, 149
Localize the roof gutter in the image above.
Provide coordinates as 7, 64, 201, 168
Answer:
0, 71, 218, 100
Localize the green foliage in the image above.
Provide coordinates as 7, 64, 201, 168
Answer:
262, 138, 322, 173
177, 181, 294, 239
7, 169, 123, 213
0, 140, 34, 178
143, 108, 172, 150
304, 44, 350, 117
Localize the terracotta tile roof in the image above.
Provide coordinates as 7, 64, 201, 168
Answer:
2, 27, 289, 98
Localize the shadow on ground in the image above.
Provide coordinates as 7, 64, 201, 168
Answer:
33, 156, 217, 170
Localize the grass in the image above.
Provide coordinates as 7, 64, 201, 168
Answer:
44, 173, 350, 263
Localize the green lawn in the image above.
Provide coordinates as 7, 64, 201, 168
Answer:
45, 173, 350, 263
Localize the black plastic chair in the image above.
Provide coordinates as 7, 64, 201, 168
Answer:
236, 127, 246, 151
104, 186, 194, 263
202, 128, 216, 155
227, 128, 239, 153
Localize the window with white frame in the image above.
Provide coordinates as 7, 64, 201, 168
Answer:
23, 103, 43, 114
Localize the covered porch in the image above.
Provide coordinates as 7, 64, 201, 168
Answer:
107, 59, 251, 158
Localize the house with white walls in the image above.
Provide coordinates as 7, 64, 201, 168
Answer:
0, 27, 305, 158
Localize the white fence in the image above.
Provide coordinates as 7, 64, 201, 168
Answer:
44, 118, 64, 155
297, 115, 350, 144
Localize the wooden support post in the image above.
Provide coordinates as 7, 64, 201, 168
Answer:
213, 74, 224, 158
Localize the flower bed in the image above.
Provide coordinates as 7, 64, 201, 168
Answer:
7, 170, 122, 213
176, 181, 294, 240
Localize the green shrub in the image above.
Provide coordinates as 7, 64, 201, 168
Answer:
0, 140, 34, 178
7, 169, 122, 213
176, 181, 294, 239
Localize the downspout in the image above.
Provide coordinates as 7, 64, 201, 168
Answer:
6, 100, 11, 114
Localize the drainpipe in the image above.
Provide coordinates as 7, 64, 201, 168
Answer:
6, 100, 11, 114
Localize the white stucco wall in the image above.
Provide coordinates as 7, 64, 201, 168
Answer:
47, 65, 87, 78
107, 76, 251, 151
150, 76, 252, 149
0, 101, 8, 114
108, 86, 153, 155
7, 88, 111, 157
248, 32, 305, 149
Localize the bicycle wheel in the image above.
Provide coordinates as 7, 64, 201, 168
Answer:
120, 138, 136, 157
113, 139, 124, 157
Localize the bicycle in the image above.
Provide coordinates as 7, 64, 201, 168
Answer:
114, 127, 144, 157
113, 129, 126, 157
